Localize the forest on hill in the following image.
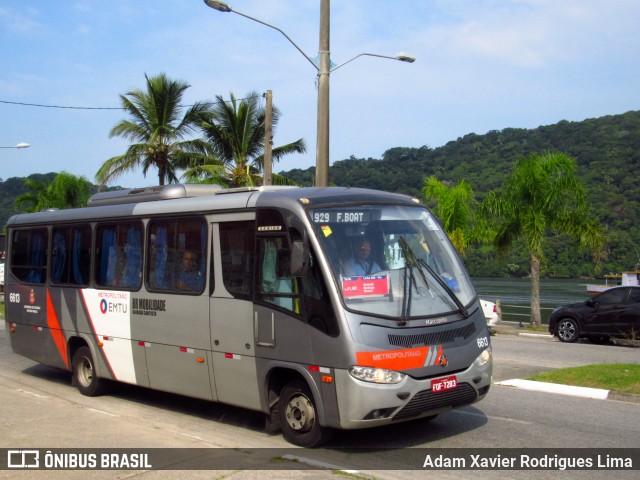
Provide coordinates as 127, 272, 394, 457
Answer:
282, 110, 640, 278
1, 110, 638, 278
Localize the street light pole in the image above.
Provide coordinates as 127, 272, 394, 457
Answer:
203, 0, 414, 187
315, 0, 330, 187
263, 90, 273, 186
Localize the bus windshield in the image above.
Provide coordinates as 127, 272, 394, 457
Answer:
310, 205, 475, 320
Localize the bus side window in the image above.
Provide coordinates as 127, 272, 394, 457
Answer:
10, 228, 48, 284
258, 237, 300, 314
50, 225, 91, 286
95, 222, 142, 289
71, 226, 91, 285
147, 218, 206, 294
219, 221, 254, 300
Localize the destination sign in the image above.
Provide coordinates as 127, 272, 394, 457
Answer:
311, 210, 374, 223
342, 274, 390, 298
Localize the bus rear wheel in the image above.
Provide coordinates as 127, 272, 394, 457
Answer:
278, 380, 329, 447
72, 346, 107, 396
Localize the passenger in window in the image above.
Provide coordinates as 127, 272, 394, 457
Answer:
342, 238, 381, 277
176, 250, 204, 291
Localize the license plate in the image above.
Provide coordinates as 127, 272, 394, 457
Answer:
431, 375, 457, 393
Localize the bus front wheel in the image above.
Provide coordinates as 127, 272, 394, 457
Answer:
278, 380, 329, 447
72, 346, 107, 396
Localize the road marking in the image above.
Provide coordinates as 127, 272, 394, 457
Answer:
88, 408, 120, 417
282, 454, 360, 474
17, 389, 48, 399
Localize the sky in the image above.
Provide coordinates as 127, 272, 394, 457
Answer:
1, 0, 639, 188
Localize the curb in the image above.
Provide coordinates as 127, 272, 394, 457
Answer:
495, 379, 610, 400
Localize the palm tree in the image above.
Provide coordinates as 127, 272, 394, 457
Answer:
15, 172, 92, 212
184, 91, 305, 187
422, 176, 487, 256
96, 73, 213, 187
482, 151, 604, 325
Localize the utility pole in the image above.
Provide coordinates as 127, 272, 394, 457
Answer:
315, 0, 330, 187
263, 90, 273, 186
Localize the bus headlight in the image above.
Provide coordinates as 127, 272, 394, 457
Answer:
474, 346, 492, 368
348, 366, 406, 384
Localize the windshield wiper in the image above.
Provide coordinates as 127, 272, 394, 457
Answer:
398, 236, 468, 319
398, 237, 432, 325
416, 257, 469, 318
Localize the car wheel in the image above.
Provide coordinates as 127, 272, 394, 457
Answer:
278, 380, 330, 447
72, 346, 107, 396
556, 318, 580, 343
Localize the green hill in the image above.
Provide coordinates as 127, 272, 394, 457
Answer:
282, 110, 640, 278
2, 111, 638, 278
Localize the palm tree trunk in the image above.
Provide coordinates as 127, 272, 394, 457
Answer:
530, 253, 541, 326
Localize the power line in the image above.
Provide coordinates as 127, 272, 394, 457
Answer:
0, 99, 122, 110
0, 94, 265, 111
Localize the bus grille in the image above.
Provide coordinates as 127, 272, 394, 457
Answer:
388, 322, 476, 348
392, 383, 477, 421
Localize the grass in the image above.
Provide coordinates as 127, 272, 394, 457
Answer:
529, 363, 640, 395
521, 324, 548, 332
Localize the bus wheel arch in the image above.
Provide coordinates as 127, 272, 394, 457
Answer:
265, 368, 331, 446
278, 379, 331, 447
71, 344, 108, 397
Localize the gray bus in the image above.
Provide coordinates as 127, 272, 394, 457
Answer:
5, 184, 492, 447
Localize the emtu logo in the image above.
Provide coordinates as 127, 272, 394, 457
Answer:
100, 299, 108, 314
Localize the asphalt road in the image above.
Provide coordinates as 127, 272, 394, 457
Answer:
1, 319, 639, 479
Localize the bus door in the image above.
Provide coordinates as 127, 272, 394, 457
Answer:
254, 234, 313, 364
140, 218, 213, 401
209, 217, 262, 411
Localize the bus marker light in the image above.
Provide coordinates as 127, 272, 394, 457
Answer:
322, 375, 333, 383
197, 357, 205, 363
97, 341, 104, 348
10, 327, 16, 333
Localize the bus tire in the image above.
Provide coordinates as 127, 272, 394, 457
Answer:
278, 380, 329, 447
72, 346, 107, 397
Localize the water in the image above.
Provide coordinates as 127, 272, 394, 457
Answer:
472, 277, 592, 324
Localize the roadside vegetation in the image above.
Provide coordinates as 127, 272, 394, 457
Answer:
529, 363, 640, 395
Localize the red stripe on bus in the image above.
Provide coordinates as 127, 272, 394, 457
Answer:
46, 289, 69, 369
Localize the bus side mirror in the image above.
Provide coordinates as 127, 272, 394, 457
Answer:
290, 240, 309, 277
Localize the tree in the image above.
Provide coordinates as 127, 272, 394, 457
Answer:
15, 171, 92, 212
482, 151, 604, 325
183, 91, 305, 187
422, 176, 481, 256
96, 73, 213, 187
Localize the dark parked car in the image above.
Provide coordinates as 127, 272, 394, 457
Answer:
548, 286, 640, 343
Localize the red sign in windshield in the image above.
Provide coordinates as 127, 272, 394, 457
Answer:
342, 274, 389, 298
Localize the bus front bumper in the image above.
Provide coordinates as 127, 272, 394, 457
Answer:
332, 354, 492, 430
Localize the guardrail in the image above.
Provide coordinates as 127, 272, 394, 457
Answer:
495, 301, 556, 326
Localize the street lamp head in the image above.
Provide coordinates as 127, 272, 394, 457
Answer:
203, 0, 232, 13
16, 142, 30, 149
396, 52, 416, 63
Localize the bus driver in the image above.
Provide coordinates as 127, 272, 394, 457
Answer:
342, 238, 381, 277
